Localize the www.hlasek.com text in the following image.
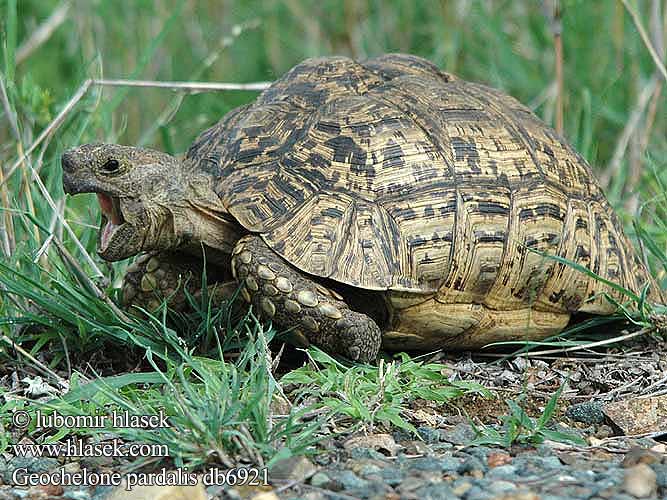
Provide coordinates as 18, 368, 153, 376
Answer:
11, 437, 168, 459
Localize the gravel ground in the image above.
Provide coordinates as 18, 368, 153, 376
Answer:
1, 332, 665, 500
265, 428, 665, 500
0, 427, 664, 499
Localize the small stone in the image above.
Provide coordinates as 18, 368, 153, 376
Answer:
486, 464, 517, 480
566, 401, 605, 424
623, 463, 657, 498
357, 464, 382, 477
464, 485, 494, 500
415, 483, 456, 498
604, 395, 667, 435
555, 486, 595, 498
440, 423, 475, 445
396, 476, 423, 494
343, 433, 399, 456
463, 445, 493, 462
488, 451, 512, 468
488, 480, 517, 494
331, 470, 368, 491
458, 455, 487, 475
65, 489, 94, 499
416, 426, 440, 444
451, 479, 473, 496
401, 440, 430, 454
37, 483, 65, 496
404, 456, 460, 473
377, 466, 405, 486
270, 456, 317, 481
652, 463, 667, 488
105, 484, 208, 500
309, 472, 330, 488
622, 446, 662, 467
495, 493, 539, 500
300, 494, 325, 500
250, 493, 279, 500
348, 447, 386, 460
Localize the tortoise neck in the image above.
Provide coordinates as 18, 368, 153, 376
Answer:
171, 170, 243, 255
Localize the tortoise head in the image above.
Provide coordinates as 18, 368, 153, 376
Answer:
61, 143, 240, 261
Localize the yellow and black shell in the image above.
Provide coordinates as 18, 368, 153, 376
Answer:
186, 53, 660, 318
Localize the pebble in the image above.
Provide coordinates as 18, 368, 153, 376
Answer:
415, 482, 457, 498
2, 427, 665, 500
416, 426, 441, 444
440, 423, 476, 444
488, 480, 518, 493
653, 463, 667, 488
486, 464, 518, 479
329, 470, 368, 491
457, 456, 487, 475
348, 447, 386, 461
566, 401, 605, 424
270, 456, 317, 481
309, 472, 330, 488
623, 463, 657, 498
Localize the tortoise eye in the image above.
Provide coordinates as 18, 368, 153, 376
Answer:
102, 159, 120, 173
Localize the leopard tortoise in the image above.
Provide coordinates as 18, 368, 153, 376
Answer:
61, 54, 663, 362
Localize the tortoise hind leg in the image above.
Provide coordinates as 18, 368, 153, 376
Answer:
384, 297, 570, 351
231, 235, 382, 362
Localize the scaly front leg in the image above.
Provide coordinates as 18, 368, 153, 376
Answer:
230, 235, 382, 362
121, 252, 237, 314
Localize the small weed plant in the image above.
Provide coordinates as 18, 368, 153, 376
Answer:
282, 348, 491, 434
470, 383, 586, 447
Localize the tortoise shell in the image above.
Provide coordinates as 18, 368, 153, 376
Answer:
186, 53, 658, 317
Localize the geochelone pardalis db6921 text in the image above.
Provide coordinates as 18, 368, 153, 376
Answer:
61, 54, 664, 362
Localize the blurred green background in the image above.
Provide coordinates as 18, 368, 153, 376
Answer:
1, 0, 666, 276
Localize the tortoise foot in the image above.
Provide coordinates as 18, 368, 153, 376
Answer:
231, 235, 381, 362
121, 252, 204, 313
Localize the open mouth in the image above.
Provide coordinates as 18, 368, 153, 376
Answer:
97, 193, 126, 252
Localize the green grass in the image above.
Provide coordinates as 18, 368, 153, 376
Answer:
0, 0, 666, 468
282, 348, 491, 434
470, 382, 586, 447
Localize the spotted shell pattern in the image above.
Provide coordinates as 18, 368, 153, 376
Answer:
186, 54, 659, 315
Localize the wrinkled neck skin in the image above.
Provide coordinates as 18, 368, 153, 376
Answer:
168, 168, 243, 263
